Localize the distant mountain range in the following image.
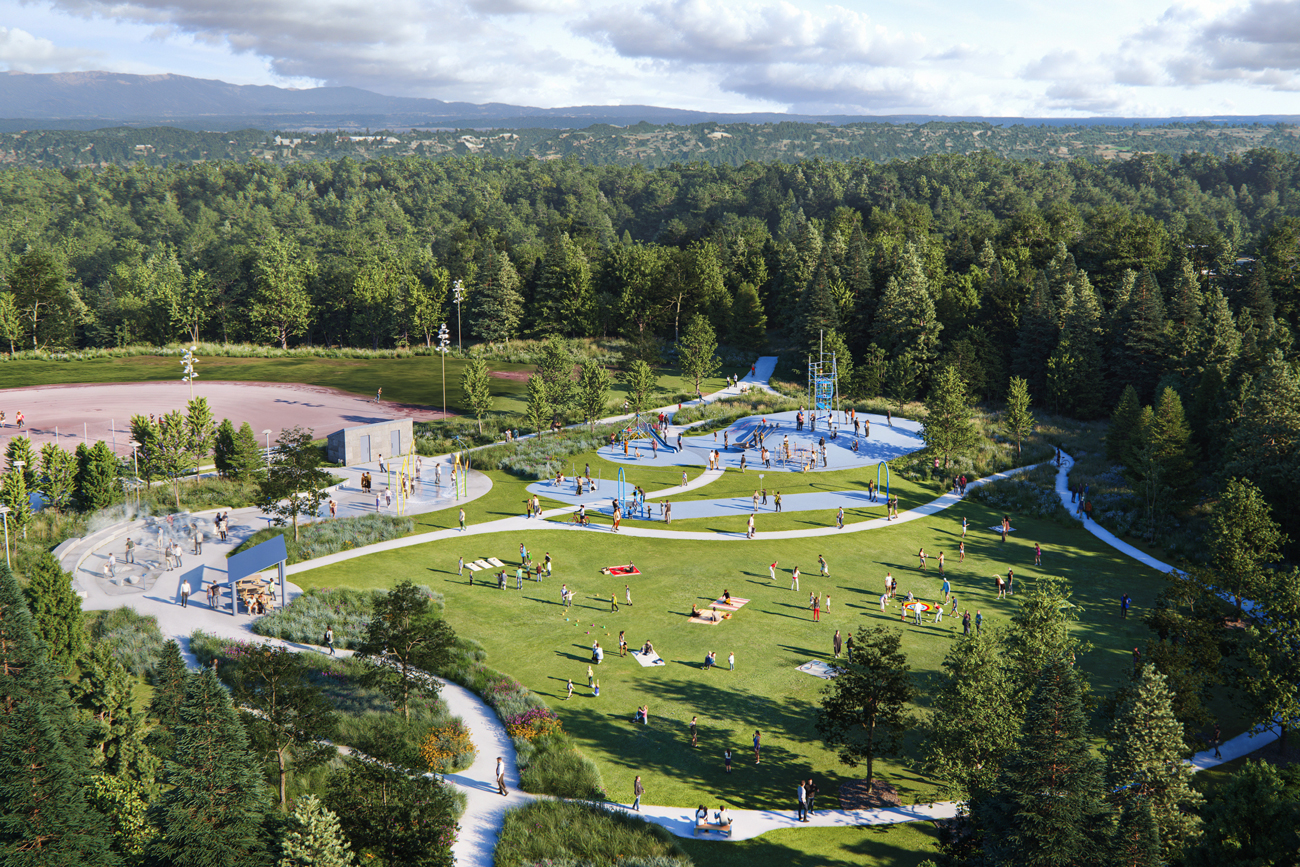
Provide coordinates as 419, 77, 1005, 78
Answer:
3, 71, 1299, 132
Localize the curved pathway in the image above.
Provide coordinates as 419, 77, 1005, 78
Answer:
53, 355, 1277, 861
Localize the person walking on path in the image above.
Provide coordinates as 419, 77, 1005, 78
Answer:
496, 757, 508, 795
790, 566, 800, 591
806, 779, 819, 816
774, 491, 782, 513
833, 629, 842, 659
324, 626, 335, 656
746, 514, 755, 539
375, 387, 383, 403
1213, 722, 1222, 759
1034, 542, 1042, 566
632, 776, 644, 812
458, 509, 465, 531
180, 579, 191, 608
753, 730, 762, 764
125, 538, 135, 564
836, 507, 844, 529
796, 780, 808, 822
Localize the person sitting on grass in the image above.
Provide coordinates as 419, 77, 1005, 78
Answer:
641, 640, 655, 656
722, 589, 732, 605
691, 603, 701, 618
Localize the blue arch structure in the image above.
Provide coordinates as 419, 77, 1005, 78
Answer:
876, 461, 891, 502
617, 467, 627, 514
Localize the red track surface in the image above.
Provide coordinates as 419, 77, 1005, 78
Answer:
0, 380, 446, 454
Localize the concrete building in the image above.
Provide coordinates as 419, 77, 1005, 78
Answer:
326, 419, 413, 465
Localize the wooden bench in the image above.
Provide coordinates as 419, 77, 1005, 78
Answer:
694, 821, 732, 837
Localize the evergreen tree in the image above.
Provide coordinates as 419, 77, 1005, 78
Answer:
815, 626, 912, 784
86, 774, 157, 863
467, 247, 523, 346
149, 668, 271, 867
355, 582, 457, 721
1207, 477, 1287, 613
148, 639, 188, 762
24, 551, 86, 675
5, 435, 36, 489
1238, 567, 1300, 753
799, 249, 841, 354
924, 631, 1018, 799
38, 442, 77, 512
1004, 376, 1035, 456
976, 658, 1111, 867
230, 422, 265, 480
231, 647, 337, 808
186, 397, 217, 478
325, 759, 458, 867
278, 795, 355, 867
531, 232, 594, 337
1012, 273, 1059, 399
1225, 349, 1300, 542
533, 336, 575, 425
1047, 273, 1106, 417
1149, 386, 1198, 508
73, 643, 159, 784
819, 330, 854, 400
575, 362, 612, 432
523, 375, 550, 436
460, 357, 493, 434
872, 244, 942, 390
678, 313, 721, 396
78, 439, 120, 511
1105, 666, 1203, 860
1107, 385, 1143, 464
922, 365, 978, 468
728, 282, 768, 350
1, 465, 31, 541
1112, 797, 1161, 867
1118, 270, 1168, 403
213, 418, 237, 478
1003, 576, 1090, 711
1165, 256, 1204, 378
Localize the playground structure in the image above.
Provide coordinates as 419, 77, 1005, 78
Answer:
808, 332, 839, 414
876, 460, 891, 501
451, 452, 469, 499
619, 414, 675, 454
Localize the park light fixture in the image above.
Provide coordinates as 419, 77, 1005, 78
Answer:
452, 280, 464, 351
437, 323, 451, 419
181, 346, 199, 400
128, 440, 141, 506
0, 505, 10, 569
263, 429, 273, 474
10, 461, 25, 540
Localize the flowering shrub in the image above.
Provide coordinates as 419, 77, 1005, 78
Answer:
505, 707, 562, 741
419, 720, 477, 774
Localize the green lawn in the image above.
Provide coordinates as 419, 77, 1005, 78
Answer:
677, 822, 942, 867
295, 490, 1185, 817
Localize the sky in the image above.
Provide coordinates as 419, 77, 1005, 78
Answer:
4, 0, 1300, 116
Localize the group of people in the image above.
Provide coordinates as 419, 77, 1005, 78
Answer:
0, 410, 24, 429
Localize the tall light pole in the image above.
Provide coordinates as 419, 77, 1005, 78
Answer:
437, 323, 450, 418
11, 461, 24, 540
0, 505, 10, 570
181, 346, 199, 400
128, 440, 140, 507
262, 430, 273, 475
452, 280, 464, 351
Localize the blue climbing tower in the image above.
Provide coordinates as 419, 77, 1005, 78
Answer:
808, 333, 838, 413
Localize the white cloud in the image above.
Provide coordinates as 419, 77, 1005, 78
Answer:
0, 25, 100, 71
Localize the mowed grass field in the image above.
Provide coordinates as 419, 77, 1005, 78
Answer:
0, 354, 742, 418
295, 487, 1193, 819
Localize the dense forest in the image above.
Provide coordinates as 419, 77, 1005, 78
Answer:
0, 147, 1298, 545
4, 120, 1300, 170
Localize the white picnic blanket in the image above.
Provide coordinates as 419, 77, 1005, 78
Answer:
796, 660, 839, 679
632, 650, 665, 667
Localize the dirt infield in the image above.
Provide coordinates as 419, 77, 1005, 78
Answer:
0, 380, 450, 454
